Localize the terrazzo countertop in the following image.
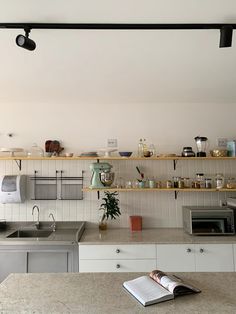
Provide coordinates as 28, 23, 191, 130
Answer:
0, 272, 235, 313
0, 221, 85, 245
80, 228, 236, 244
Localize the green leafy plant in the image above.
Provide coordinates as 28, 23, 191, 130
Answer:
99, 191, 121, 223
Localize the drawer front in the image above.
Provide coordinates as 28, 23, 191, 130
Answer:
79, 259, 156, 272
79, 244, 156, 259
156, 244, 195, 272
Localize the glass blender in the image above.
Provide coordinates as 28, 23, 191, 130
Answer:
194, 136, 208, 157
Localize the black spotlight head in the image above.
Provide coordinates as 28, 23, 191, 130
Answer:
16, 34, 36, 51
219, 25, 233, 48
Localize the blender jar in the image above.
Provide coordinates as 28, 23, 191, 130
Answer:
194, 136, 208, 157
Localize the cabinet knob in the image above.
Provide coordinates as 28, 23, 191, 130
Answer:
199, 248, 204, 253
186, 248, 191, 253
116, 249, 120, 253
116, 264, 120, 269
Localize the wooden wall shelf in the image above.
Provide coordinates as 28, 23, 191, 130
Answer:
1, 155, 235, 171
0, 156, 236, 161
83, 187, 236, 192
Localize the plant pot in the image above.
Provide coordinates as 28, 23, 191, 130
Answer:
99, 220, 107, 231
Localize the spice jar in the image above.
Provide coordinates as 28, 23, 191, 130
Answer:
215, 174, 224, 189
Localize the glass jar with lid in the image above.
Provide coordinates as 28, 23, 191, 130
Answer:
226, 177, 235, 189
183, 177, 191, 188
27, 143, 44, 157
215, 173, 225, 189
196, 173, 205, 188
205, 178, 212, 189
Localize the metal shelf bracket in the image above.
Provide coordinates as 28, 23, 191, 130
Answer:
14, 159, 22, 171
173, 159, 178, 170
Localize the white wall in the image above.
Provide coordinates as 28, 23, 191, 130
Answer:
1, 103, 236, 154
0, 1, 236, 227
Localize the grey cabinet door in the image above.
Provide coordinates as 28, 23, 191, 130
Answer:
0, 251, 27, 282
27, 252, 68, 273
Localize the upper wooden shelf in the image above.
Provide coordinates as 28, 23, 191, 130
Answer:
0, 156, 236, 161
1, 155, 236, 171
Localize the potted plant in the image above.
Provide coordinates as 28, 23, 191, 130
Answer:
99, 191, 121, 230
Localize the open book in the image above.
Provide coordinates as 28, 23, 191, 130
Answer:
123, 270, 201, 307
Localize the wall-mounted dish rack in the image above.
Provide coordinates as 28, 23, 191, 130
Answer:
30, 170, 84, 200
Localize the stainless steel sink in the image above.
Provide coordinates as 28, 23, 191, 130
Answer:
7, 229, 52, 238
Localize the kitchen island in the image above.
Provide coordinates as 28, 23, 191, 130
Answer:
0, 272, 235, 313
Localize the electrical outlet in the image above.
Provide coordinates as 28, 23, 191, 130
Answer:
107, 139, 118, 147
217, 138, 227, 148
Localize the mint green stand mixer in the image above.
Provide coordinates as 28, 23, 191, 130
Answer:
90, 162, 114, 188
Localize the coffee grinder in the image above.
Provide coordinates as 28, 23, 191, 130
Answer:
90, 162, 113, 188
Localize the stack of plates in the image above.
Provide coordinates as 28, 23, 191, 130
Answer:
0, 148, 24, 157
79, 152, 98, 157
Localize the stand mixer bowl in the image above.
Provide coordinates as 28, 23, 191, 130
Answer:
100, 171, 115, 186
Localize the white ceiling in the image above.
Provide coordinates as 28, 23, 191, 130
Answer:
0, 0, 236, 104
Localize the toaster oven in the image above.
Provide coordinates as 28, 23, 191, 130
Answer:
182, 206, 235, 235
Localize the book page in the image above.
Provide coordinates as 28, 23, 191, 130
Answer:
123, 276, 173, 306
150, 270, 201, 295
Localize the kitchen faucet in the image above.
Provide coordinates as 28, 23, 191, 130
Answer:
49, 213, 56, 232
32, 205, 40, 229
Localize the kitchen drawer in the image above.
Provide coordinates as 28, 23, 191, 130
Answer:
156, 244, 195, 272
79, 259, 156, 272
79, 244, 156, 260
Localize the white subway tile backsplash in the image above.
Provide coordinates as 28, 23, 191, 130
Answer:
0, 159, 236, 228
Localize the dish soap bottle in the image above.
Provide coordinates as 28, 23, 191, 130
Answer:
27, 143, 44, 157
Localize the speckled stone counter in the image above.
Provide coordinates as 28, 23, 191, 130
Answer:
0, 272, 235, 313
80, 228, 236, 244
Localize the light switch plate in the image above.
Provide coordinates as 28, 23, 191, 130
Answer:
217, 138, 228, 148
107, 139, 118, 147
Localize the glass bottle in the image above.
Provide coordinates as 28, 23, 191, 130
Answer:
142, 139, 148, 156
138, 139, 144, 157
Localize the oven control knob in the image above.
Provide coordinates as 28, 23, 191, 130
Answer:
116, 249, 120, 253
116, 264, 120, 269
186, 248, 191, 253
199, 248, 204, 253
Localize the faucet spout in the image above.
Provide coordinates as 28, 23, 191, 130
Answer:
32, 205, 40, 229
49, 213, 56, 232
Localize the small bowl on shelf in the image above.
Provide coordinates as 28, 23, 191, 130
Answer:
119, 151, 133, 157
65, 153, 74, 157
210, 149, 228, 157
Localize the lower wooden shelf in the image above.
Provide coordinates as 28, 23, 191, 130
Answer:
83, 187, 236, 192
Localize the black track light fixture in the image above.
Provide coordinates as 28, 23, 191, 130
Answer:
219, 25, 233, 48
0, 22, 234, 51
15, 27, 36, 51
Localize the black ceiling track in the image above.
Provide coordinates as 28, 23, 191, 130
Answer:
0, 23, 236, 30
